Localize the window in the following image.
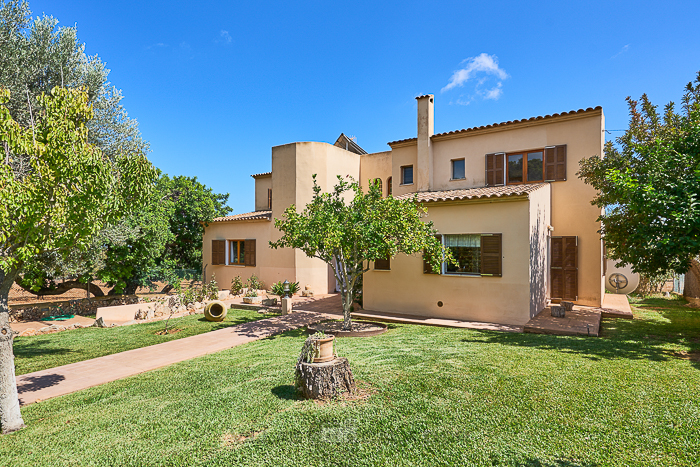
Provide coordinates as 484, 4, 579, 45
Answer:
451, 158, 465, 180
374, 256, 390, 270
267, 189, 272, 210
428, 233, 502, 276
387, 177, 392, 196
444, 234, 481, 274
507, 150, 544, 184
228, 240, 245, 265
488, 145, 566, 186
401, 165, 413, 185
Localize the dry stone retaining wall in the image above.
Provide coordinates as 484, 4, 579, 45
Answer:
8, 296, 143, 322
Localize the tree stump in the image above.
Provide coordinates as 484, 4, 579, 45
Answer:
295, 358, 356, 400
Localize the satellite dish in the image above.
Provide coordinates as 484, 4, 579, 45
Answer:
605, 259, 639, 294
608, 273, 628, 293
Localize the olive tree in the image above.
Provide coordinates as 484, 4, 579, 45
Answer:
270, 175, 452, 331
0, 87, 155, 433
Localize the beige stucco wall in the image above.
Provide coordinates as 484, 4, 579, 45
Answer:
204, 142, 362, 294
359, 151, 392, 195
363, 197, 534, 325
291, 142, 361, 293
373, 110, 605, 308
528, 185, 551, 318
254, 175, 272, 211
202, 219, 289, 291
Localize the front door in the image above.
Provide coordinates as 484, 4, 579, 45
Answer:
551, 236, 578, 301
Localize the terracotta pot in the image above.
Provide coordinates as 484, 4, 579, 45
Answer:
313, 335, 335, 363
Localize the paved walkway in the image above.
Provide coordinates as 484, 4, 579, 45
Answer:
15, 311, 330, 406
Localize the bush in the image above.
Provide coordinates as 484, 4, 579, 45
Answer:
230, 276, 244, 296
247, 275, 264, 291
271, 280, 300, 297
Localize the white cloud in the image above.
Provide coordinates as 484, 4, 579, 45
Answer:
442, 53, 508, 93
145, 42, 167, 50
482, 83, 503, 100
217, 30, 232, 45
611, 44, 629, 59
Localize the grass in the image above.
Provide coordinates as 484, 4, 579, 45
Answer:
13, 308, 274, 375
2, 296, 700, 466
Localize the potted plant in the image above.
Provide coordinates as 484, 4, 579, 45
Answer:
307, 332, 335, 363
242, 288, 262, 304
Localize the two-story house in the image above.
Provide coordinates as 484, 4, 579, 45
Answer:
202, 95, 604, 325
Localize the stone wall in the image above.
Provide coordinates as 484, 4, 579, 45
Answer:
8, 295, 143, 322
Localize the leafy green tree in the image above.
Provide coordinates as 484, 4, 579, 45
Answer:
158, 174, 230, 271
270, 175, 452, 331
1, 0, 156, 296
0, 87, 155, 433
578, 72, 700, 278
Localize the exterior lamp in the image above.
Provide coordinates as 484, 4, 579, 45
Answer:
283, 280, 290, 298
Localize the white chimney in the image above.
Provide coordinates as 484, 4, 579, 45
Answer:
416, 94, 434, 192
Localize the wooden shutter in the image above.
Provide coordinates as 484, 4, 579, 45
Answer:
480, 234, 502, 276
485, 153, 505, 186
423, 234, 443, 274
267, 189, 272, 210
551, 236, 577, 301
244, 239, 256, 267
374, 256, 390, 270
544, 145, 567, 181
211, 240, 225, 265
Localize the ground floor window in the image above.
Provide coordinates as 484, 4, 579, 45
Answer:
228, 240, 245, 265
444, 234, 481, 274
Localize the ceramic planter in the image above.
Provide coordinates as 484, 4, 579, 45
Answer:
313, 335, 335, 363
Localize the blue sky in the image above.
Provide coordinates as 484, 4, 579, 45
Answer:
30, 0, 700, 214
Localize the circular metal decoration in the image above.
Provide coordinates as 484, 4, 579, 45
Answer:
608, 273, 629, 290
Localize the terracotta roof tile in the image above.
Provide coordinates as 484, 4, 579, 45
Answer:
387, 106, 602, 146
212, 210, 272, 222
251, 171, 272, 178
393, 184, 548, 203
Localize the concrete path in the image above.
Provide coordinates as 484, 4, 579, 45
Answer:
15, 311, 329, 407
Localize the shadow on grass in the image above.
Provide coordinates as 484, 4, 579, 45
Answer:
467, 297, 700, 371
13, 339, 74, 360
271, 384, 298, 400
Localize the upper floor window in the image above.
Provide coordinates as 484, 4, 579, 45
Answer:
486, 145, 566, 187
451, 158, 465, 180
267, 189, 272, 210
401, 165, 413, 185
507, 150, 543, 184
387, 177, 392, 196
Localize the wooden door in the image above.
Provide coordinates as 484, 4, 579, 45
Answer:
551, 236, 578, 301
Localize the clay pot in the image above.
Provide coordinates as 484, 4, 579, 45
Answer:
204, 300, 228, 322
313, 335, 335, 363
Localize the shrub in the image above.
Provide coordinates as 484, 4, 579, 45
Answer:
271, 280, 300, 297
247, 274, 264, 291
230, 276, 244, 296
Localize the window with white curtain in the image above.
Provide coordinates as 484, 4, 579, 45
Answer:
444, 234, 481, 274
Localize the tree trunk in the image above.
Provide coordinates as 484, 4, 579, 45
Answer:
342, 291, 353, 331
0, 270, 25, 434
685, 258, 700, 299
14, 278, 105, 298
295, 357, 356, 400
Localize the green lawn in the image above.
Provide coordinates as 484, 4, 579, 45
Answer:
13, 308, 273, 375
3, 296, 699, 466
